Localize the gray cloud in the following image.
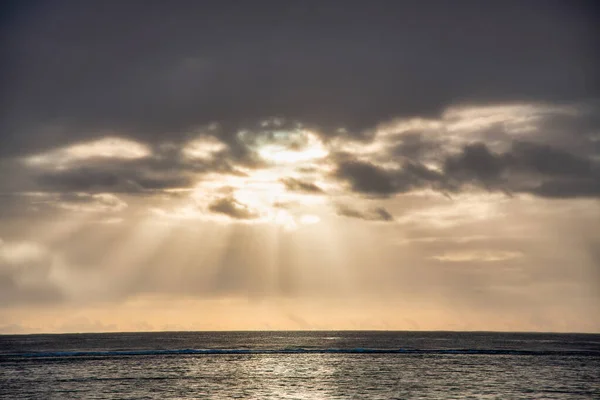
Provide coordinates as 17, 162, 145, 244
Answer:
529, 178, 600, 198
1, 1, 599, 203
444, 143, 508, 185
373, 207, 394, 222
0, 192, 128, 220
402, 161, 446, 185
208, 197, 260, 220
392, 132, 442, 160
443, 140, 600, 197
26, 142, 235, 194
510, 141, 593, 177
336, 205, 394, 222
335, 160, 396, 195
36, 168, 120, 192
333, 132, 600, 199
280, 178, 323, 194
335, 158, 445, 196
1, 1, 597, 157
35, 166, 193, 193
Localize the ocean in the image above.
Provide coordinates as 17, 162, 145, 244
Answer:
1, 331, 599, 399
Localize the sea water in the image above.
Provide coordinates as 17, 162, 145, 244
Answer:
1, 331, 599, 399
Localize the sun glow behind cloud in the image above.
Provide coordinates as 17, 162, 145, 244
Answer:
2, 101, 600, 333
2, 0, 600, 336
257, 130, 329, 165
182, 135, 227, 161
153, 129, 335, 230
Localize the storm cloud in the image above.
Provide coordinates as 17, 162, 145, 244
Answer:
1, 1, 598, 156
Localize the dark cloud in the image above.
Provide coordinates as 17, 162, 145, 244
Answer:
0, 1, 598, 222
335, 160, 396, 195
336, 205, 367, 219
444, 143, 508, 185
35, 166, 192, 193
443, 140, 600, 197
129, 176, 192, 191
402, 161, 445, 184
530, 102, 600, 157
280, 178, 323, 193
334, 133, 600, 199
392, 133, 442, 160
36, 168, 120, 191
529, 178, 600, 198
373, 207, 394, 221
208, 197, 260, 220
1, 1, 597, 156
13, 133, 253, 196
336, 205, 394, 222
511, 141, 593, 177
335, 158, 445, 196
26, 140, 241, 193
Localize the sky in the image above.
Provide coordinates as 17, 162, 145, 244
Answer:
0, 0, 599, 333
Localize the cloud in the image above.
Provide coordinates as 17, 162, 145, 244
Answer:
510, 141, 593, 177
1, 1, 597, 158
29, 147, 202, 194
11, 132, 243, 197
336, 204, 394, 222
208, 196, 260, 220
24, 137, 151, 166
529, 178, 600, 198
373, 207, 394, 221
335, 160, 396, 195
2, 99, 596, 209
391, 132, 442, 160
334, 157, 447, 197
181, 134, 228, 161
280, 177, 323, 193
35, 166, 195, 193
55, 193, 127, 213
0, 192, 128, 219
36, 167, 120, 191
442, 140, 600, 197
444, 143, 507, 185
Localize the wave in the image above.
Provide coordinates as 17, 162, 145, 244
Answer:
2, 348, 599, 359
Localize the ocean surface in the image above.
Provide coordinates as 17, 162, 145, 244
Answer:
1, 331, 599, 399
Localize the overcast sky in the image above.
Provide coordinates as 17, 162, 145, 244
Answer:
1, 0, 599, 333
